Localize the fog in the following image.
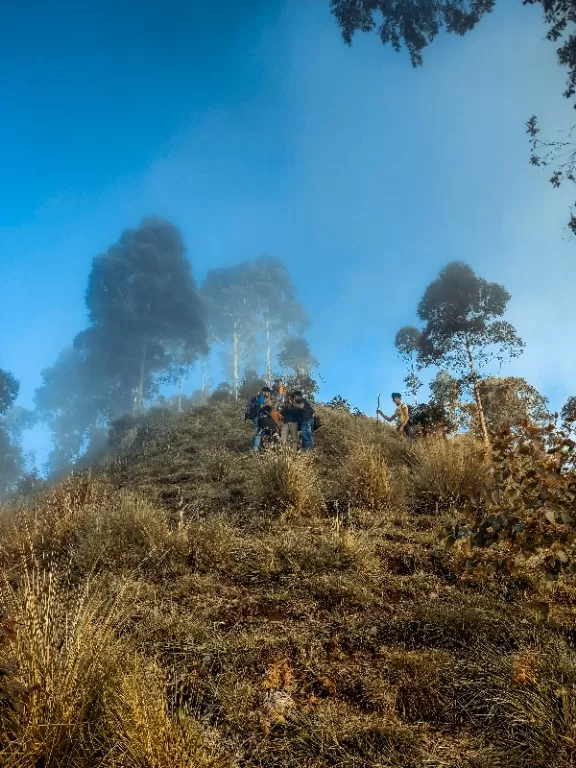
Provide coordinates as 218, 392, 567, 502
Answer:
0, 0, 574, 487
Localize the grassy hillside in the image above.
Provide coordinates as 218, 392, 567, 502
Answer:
1, 402, 575, 767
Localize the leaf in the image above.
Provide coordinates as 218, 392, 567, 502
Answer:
544, 509, 557, 525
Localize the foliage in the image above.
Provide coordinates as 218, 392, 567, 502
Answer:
81, 216, 206, 410
278, 336, 319, 397
561, 394, 576, 429
417, 261, 524, 443
463, 376, 550, 437
35, 219, 206, 474
325, 395, 351, 411
429, 370, 463, 434
409, 434, 490, 512
394, 326, 423, 403
330, 0, 576, 231
443, 420, 576, 579
202, 257, 307, 396
3, 405, 576, 766
329, 0, 495, 66
239, 369, 268, 400
0, 370, 26, 498
0, 369, 19, 415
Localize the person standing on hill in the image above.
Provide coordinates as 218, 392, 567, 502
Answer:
247, 386, 272, 452
281, 392, 300, 448
293, 390, 315, 451
377, 392, 411, 439
272, 379, 286, 408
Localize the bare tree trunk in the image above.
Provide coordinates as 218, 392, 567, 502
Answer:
232, 329, 239, 401
136, 345, 146, 413
465, 337, 490, 446
265, 317, 271, 386
201, 358, 206, 401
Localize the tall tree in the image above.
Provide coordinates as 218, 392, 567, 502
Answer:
83, 217, 206, 412
201, 257, 308, 397
463, 375, 550, 437
277, 336, 319, 397
417, 261, 524, 445
35, 347, 112, 473
0, 368, 24, 498
561, 394, 576, 430
429, 369, 463, 434
36, 218, 206, 473
250, 256, 309, 384
0, 369, 19, 415
201, 264, 261, 400
394, 326, 423, 403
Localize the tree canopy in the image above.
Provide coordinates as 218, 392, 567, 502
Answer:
415, 261, 524, 443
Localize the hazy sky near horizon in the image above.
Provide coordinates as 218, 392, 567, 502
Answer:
1, 0, 574, 467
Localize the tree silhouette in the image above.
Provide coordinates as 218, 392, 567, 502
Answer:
394, 326, 423, 403
417, 261, 524, 445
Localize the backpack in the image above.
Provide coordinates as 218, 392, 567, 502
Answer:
313, 414, 322, 431
407, 404, 415, 425
245, 397, 259, 421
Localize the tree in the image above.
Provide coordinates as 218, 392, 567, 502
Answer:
83, 217, 207, 412
201, 265, 261, 400
0, 369, 19, 415
0, 368, 25, 498
394, 326, 423, 403
277, 336, 319, 398
202, 257, 308, 398
250, 256, 309, 385
561, 394, 576, 429
35, 347, 111, 473
429, 369, 463, 434
417, 261, 524, 445
239, 369, 268, 400
36, 218, 207, 474
463, 376, 550, 437
329, 0, 576, 230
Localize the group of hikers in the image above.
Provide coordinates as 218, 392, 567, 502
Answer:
245, 380, 318, 452
245, 384, 414, 452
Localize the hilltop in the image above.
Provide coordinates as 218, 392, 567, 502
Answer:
1, 402, 575, 768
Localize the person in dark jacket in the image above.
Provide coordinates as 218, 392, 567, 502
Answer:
292, 390, 315, 451
281, 393, 300, 448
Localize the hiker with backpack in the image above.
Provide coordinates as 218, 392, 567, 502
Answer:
280, 392, 300, 448
292, 390, 315, 451
272, 379, 286, 409
246, 386, 281, 452
377, 392, 412, 439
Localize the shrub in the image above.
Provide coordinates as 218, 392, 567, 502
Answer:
409, 434, 489, 512
0, 563, 125, 767
341, 442, 395, 510
104, 654, 221, 768
252, 451, 325, 517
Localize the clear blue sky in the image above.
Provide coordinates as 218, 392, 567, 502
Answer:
0, 0, 574, 468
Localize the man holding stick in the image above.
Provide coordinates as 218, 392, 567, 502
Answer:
377, 392, 411, 439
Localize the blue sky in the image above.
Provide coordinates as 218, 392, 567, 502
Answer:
1, 0, 574, 468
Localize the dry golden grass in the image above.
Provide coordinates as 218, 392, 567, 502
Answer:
252, 449, 325, 517
2, 404, 576, 767
103, 654, 221, 768
408, 433, 490, 512
0, 562, 124, 767
340, 441, 396, 510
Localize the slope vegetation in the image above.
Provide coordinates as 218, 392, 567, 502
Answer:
1, 402, 575, 767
